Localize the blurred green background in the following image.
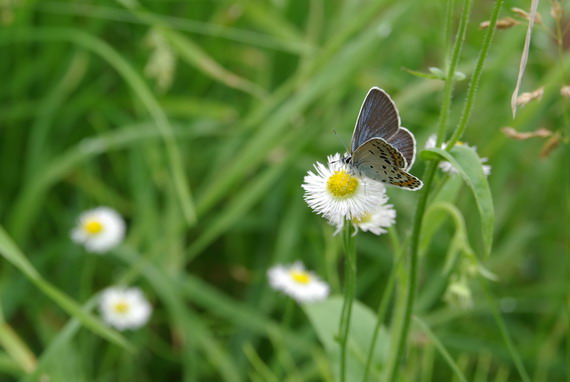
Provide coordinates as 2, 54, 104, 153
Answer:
0, 0, 568, 381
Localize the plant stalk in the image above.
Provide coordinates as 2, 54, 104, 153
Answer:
339, 223, 357, 382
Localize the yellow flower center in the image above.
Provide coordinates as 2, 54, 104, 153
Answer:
326, 170, 359, 199
83, 220, 103, 235
113, 301, 130, 314
352, 213, 372, 224
290, 270, 311, 284
457, 141, 465, 146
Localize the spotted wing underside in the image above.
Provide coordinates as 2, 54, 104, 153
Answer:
351, 138, 423, 191
386, 127, 416, 170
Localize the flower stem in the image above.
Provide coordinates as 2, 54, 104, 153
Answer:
339, 223, 357, 382
436, 0, 472, 147
384, 161, 438, 382
363, 228, 405, 382
447, 0, 505, 149
384, 1, 503, 380
383, 0, 473, 378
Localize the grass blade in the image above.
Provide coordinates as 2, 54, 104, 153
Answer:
0, 226, 133, 352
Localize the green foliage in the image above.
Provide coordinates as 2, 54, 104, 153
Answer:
0, 0, 568, 381
303, 296, 389, 382
422, 145, 494, 258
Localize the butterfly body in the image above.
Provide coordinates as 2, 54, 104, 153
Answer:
346, 88, 423, 191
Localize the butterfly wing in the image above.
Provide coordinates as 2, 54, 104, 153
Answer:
385, 127, 416, 170
351, 87, 400, 152
351, 138, 423, 191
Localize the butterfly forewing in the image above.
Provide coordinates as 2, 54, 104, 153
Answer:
352, 139, 423, 191
385, 127, 416, 170
351, 87, 400, 152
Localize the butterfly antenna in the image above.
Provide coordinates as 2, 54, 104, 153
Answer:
332, 129, 350, 156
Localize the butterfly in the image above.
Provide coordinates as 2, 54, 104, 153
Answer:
343, 87, 423, 191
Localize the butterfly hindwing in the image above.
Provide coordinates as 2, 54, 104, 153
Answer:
354, 138, 407, 169
351, 87, 400, 152
351, 138, 423, 191
385, 127, 416, 170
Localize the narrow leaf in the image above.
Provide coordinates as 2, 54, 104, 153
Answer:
0, 321, 37, 374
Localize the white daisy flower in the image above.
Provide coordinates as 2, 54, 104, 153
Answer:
71, 207, 126, 253
425, 135, 491, 176
302, 153, 389, 221
330, 199, 396, 236
268, 262, 329, 303
99, 286, 152, 331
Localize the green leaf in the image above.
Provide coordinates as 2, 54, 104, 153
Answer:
303, 296, 389, 382
420, 175, 463, 253
420, 146, 494, 257
424, 202, 475, 274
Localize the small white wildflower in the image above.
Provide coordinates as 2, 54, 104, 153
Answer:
302, 153, 389, 221
267, 262, 329, 303
330, 198, 396, 236
99, 287, 152, 331
71, 207, 126, 253
425, 135, 491, 176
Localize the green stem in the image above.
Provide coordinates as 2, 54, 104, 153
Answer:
384, 2, 503, 380
479, 278, 531, 382
383, 0, 474, 379
436, 0, 472, 147
363, 229, 405, 382
339, 223, 357, 382
442, 0, 454, 68
447, 0, 505, 149
384, 161, 438, 382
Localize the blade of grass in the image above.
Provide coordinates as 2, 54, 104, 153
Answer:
243, 342, 279, 382
114, 0, 267, 98
0, 226, 133, 352
479, 278, 531, 382
22, 297, 98, 382
187, 124, 316, 261
1, 28, 196, 236
24, 50, 88, 180
7, 122, 194, 243
413, 317, 469, 382
115, 247, 241, 382
0, 306, 36, 374
35, 1, 311, 54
